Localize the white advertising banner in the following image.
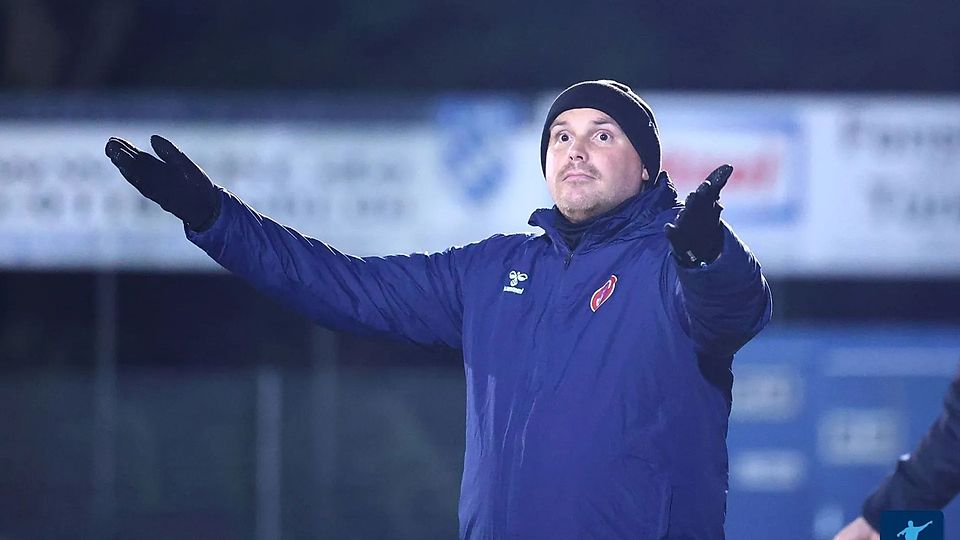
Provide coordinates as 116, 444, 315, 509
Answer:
636, 94, 960, 277
0, 117, 550, 270
802, 98, 960, 276
0, 94, 958, 276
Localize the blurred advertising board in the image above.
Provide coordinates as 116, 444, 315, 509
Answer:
0, 93, 957, 276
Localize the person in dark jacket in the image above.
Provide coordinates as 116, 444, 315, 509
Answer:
105, 80, 772, 539
834, 367, 960, 540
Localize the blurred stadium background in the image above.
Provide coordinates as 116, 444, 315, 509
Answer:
2, 1, 959, 538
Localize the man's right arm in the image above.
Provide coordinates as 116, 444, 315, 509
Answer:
188, 188, 465, 348
106, 135, 465, 349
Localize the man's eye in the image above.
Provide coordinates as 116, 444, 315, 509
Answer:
597, 132, 611, 142
557, 133, 570, 142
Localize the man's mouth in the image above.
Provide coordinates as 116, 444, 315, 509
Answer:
563, 171, 595, 182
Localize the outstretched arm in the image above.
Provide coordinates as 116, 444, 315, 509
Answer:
106, 135, 465, 349
189, 189, 465, 347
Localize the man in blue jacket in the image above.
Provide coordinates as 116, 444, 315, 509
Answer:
105, 80, 772, 539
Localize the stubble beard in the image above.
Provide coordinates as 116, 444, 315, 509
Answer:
557, 187, 614, 223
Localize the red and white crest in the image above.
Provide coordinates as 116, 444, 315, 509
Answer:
590, 275, 618, 312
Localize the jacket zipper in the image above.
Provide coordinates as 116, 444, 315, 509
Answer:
505, 246, 573, 526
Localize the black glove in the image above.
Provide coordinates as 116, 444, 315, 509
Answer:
105, 135, 221, 231
664, 164, 732, 268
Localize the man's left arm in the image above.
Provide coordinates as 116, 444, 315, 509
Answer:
665, 165, 773, 357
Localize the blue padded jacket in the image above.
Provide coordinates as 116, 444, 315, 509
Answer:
187, 174, 772, 539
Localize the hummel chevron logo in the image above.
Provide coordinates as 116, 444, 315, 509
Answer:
503, 270, 528, 294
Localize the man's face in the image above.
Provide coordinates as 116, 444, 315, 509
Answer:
544, 108, 648, 223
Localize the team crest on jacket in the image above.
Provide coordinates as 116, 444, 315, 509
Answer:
590, 275, 618, 312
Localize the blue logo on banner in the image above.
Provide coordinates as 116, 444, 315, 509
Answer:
434, 98, 524, 205
880, 511, 943, 540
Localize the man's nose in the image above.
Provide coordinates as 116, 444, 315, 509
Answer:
567, 139, 588, 161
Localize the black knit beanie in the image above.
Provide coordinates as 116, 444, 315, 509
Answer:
540, 80, 660, 181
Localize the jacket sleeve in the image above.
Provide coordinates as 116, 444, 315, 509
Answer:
185, 189, 465, 349
861, 367, 960, 530
667, 222, 773, 357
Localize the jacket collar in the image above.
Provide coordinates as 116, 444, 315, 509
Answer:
529, 171, 681, 254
